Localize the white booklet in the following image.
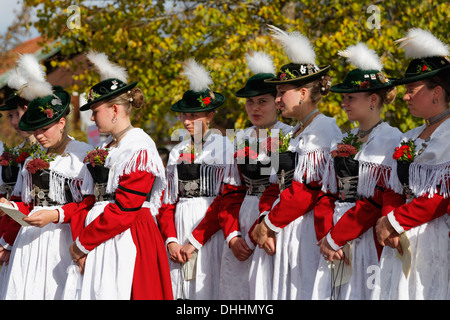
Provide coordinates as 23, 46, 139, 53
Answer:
183, 250, 198, 281
0, 202, 31, 226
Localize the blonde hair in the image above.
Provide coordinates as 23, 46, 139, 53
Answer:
369, 86, 398, 108
104, 87, 145, 114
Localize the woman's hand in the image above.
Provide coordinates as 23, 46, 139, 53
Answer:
251, 220, 276, 255
0, 246, 11, 266
23, 209, 59, 228
375, 216, 403, 256
229, 237, 253, 261
180, 243, 197, 262
167, 242, 185, 263
69, 241, 87, 274
317, 237, 349, 265
0, 198, 13, 216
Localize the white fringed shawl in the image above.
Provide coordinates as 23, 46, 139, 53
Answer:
163, 132, 234, 205
389, 118, 450, 198
90, 128, 167, 210
223, 121, 293, 186
322, 122, 402, 198
293, 114, 342, 184
19, 139, 93, 205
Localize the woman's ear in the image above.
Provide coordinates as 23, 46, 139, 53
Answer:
57, 117, 66, 132
206, 111, 215, 122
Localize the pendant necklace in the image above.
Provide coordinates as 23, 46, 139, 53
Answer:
358, 120, 382, 139
425, 109, 450, 126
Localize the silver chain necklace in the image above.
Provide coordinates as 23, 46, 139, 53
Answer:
358, 120, 382, 139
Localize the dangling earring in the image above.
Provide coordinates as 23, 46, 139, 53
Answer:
299, 99, 303, 105
432, 98, 437, 104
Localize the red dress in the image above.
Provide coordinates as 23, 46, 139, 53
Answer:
62, 150, 173, 300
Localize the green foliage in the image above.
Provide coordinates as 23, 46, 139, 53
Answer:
22, 0, 450, 144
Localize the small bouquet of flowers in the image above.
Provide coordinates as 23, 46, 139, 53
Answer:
177, 144, 201, 181
392, 139, 416, 194
234, 145, 258, 161
332, 132, 361, 179
392, 139, 415, 162
177, 144, 199, 164
261, 129, 291, 155
331, 132, 362, 159
26, 147, 56, 174
25, 148, 56, 190
84, 147, 109, 167
84, 147, 110, 184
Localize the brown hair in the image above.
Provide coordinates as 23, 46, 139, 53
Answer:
104, 87, 145, 114
423, 73, 450, 106
296, 74, 333, 104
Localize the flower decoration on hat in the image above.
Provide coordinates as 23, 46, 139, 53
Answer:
80, 51, 137, 110
170, 59, 225, 113
393, 28, 450, 85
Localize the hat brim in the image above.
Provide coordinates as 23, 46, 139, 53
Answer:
80, 81, 138, 111
235, 87, 276, 98
171, 92, 225, 113
0, 94, 20, 111
18, 90, 71, 131
264, 65, 331, 85
330, 79, 396, 93
392, 65, 450, 85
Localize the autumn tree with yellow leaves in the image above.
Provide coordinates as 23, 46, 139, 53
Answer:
6, 0, 450, 144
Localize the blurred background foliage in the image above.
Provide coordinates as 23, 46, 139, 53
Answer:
5, 0, 450, 145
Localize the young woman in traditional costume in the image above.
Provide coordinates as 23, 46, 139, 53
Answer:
374, 28, 450, 300
312, 43, 403, 299
251, 25, 342, 299
158, 59, 233, 299
179, 50, 292, 300
0, 55, 94, 299
0, 55, 39, 268
54, 51, 172, 300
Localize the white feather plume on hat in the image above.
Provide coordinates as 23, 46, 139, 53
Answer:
86, 50, 128, 83
338, 42, 383, 71
245, 50, 275, 75
395, 28, 449, 59
181, 58, 213, 92
267, 24, 317, 67
10, 53, 53, 101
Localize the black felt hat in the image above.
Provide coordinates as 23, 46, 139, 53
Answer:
19, 89, 71, 131
171, 59, 225, 113
392, 28, 450, 85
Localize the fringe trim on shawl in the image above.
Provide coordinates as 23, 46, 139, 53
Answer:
20, 169, 84, 205
389, 160, 450, 198
321, 157, 392, 198
357, 161, 391, 198
293, 147, 329, 184
163, 163, 226, 205
49, 171, 84, 204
